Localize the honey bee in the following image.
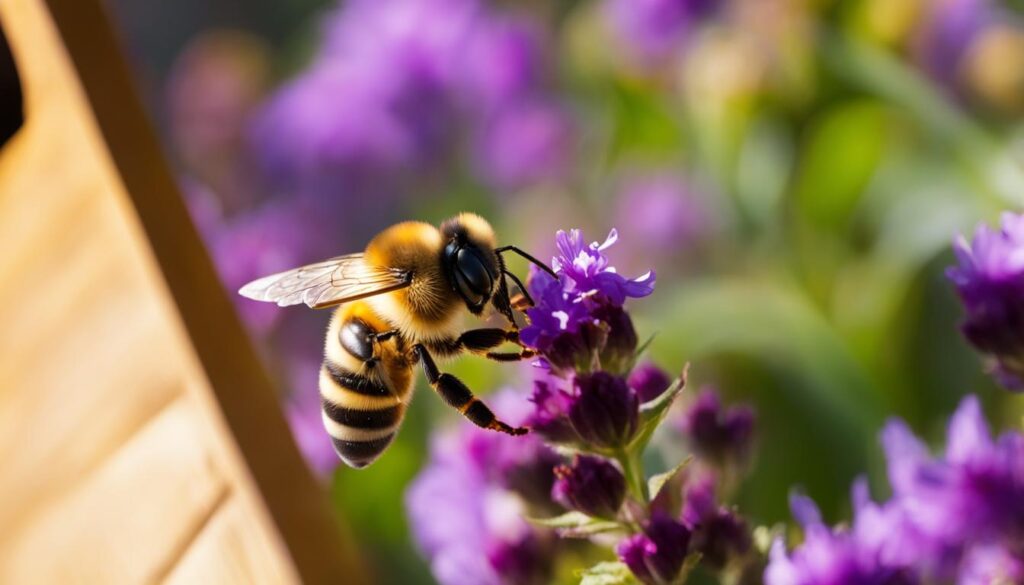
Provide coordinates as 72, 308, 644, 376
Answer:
239, 213, 553, 468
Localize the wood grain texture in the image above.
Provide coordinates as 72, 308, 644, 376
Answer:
0, 0, 368, 582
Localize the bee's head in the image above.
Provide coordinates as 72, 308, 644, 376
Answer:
440, 213, 500, 315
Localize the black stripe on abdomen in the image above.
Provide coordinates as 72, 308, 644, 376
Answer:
331, 434, 395, 469
322, 399, 401, 429
323, 360, 390, 396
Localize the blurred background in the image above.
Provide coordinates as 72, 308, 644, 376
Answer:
102, 0, 1024, 581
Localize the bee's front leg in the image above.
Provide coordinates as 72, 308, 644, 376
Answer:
438, 328, 536, 362
411, 344, 528, 436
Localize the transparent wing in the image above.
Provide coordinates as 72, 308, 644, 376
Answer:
238, 253, 412, 309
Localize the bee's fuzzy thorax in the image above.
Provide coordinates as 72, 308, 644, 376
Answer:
363, 221, 463, 342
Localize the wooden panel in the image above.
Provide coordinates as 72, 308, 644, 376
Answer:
162, 496, 296, 585
0, 399, 228, 584
0, 0, 367, 582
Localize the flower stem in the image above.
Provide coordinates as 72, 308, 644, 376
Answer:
616, 448, 648, 505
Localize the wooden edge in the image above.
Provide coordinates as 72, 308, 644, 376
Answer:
26, 0, 368, 582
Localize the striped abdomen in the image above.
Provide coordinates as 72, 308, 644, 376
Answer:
320, 303, 412, 469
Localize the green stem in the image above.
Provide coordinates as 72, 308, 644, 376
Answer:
616, 448, 648, 505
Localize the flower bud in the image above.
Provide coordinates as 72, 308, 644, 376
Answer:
593, 303, 638, 375
628, 361, 672, 403
679, 388, 755, 468
616, 513, 691, 584
552, 455, 626, 519
568, 372, 640, 449
681, 475, 751, 569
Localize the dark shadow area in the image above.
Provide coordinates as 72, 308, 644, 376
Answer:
0, 26, 23, 148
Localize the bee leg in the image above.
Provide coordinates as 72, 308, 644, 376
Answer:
492, 254, 520, 329
448, 329, 536, 362
411, 344, 528, 436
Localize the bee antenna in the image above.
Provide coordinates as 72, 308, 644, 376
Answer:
494, 246, 557, 278
501, 269, 535, 308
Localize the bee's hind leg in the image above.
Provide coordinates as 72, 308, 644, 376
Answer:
411, 344, 528, 436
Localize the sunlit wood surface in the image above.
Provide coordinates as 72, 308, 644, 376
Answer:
0, 0, 366, 582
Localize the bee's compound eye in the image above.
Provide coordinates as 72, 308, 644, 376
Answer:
339, 319, 374, 362
455, 248, 493, 306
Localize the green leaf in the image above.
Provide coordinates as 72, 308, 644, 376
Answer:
529, 511, 594, 529
627, 365, 689, 456
578, 561, 636, 585
529, 512, 623, 538
647, 457, 692, 502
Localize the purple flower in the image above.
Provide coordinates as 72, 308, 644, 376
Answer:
284, 357, 340, 477
617, 512, 691, 584
552, 455, 626, 519
552, 228, 656, 305
526, 377, 579, 444
406, 390, 559, 585
947, 212, 1024, 390
678, 388, 755, 469
252, 0, 571, 199
768, 396, 1024, 584
520, 269, 602, 372
603, 0, 717, 64
881, 395, 1024, 555
681, 474, 751, 569
765, 493, 920, 585
520, 228, 654, 374
473, 99, 574, 192
461, 17, 544, 113
615, 173, 714, 260
917, 0, 992, 90
628, 361, 672, 403
568, 372, 640, 449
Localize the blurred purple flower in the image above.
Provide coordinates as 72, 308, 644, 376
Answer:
766, 493, 920, 585
284, 356, 340, 477
251, 62, 438, 191
882, 395, 1024, 554
628, 361, 672, 403
603, 0, 717, 63
474, 99, 574, 192
462, 17, 544, 112
617, 512, 691, 585
947, 212, 1024, 390
614, 173, 714, 259
917, 0, 992, 89
253, 0, 571, 198
678, 387, 755, 469
768, 395, 1024, 584
552, 455, 626, 519
406, 390, 559, 585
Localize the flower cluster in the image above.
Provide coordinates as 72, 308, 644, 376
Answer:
404, 228, 761, 585
767, 395, 1024, 585
252, 0, 573, 199
406, 390, 563, 585
519, 229, 757, 584
948, 212, 1024, 390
